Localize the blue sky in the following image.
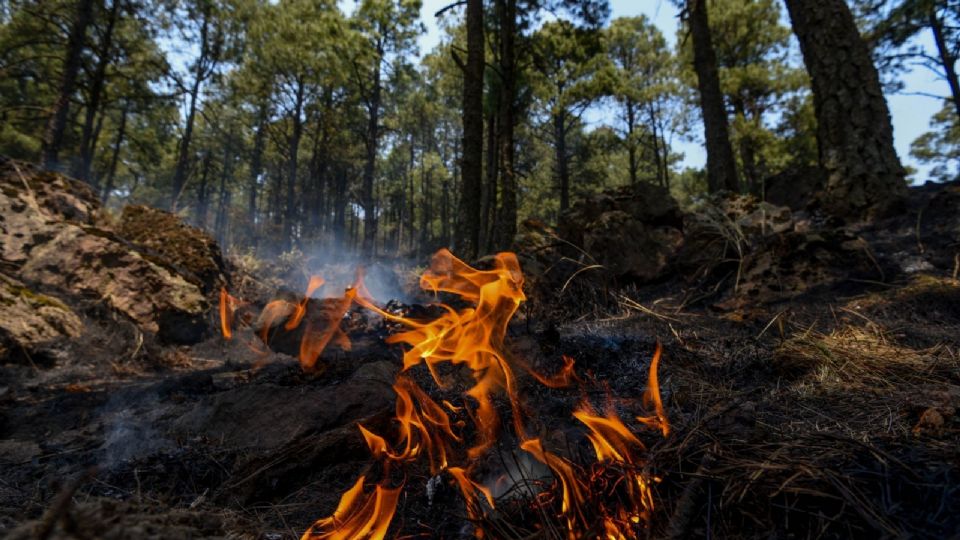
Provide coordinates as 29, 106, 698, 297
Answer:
415, 0, 946, 182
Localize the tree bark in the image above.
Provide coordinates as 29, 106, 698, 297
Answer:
284, 79, 305, 251
361, 44, 383, 258
495, 0, 518, 249
626, 99, 638, 185
100, 101, 127, 204
195, 150, 213, 228
457, 0, 484, 259
170, 10, 211, 211
554, 108, 570, 212
248, 101, 267, 239
41, 0, 96, 171
480, 109, 497, 253
688, 0, 739, 193
784, 0, 906, 219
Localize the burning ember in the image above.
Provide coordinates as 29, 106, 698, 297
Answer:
220, 249, 670, 539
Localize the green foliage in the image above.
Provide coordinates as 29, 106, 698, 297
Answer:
910, 103, 960, 181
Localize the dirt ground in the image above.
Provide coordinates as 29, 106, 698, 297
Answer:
1, 178, 959, 539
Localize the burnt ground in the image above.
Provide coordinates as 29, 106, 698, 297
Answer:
1, 186, 959, 540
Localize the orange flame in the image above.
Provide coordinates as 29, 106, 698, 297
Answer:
298, 287, 355, 371
219, 287, 236, 340
300, 476, 401, 540
358, 376, 459, 475
287, 275, 326, 330
527, 354, 581, 388
637, 342, 670, 437
353, 249, 528, 458
219, 250, 671, 538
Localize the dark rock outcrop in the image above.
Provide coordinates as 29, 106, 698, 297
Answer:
557, 183, 685, 282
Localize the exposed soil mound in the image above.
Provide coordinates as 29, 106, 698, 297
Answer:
118, 205, 227, 294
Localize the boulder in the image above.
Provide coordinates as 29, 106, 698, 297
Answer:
557, 183, 684, 282
714, 229, 879, 310
582, 210, 683, 281
673, 193, 795, 280
117, 205, 227, 294
19, 225, 208, 343
762, 165, 825, 211
0, 273, 82, 364
0, 156, 100, 225
0, 157, 229, 345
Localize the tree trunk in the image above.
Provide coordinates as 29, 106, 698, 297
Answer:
555, 108, 570, 212
495, 0, 518, 249
456, 0, 485, 259
930, 10, 960, 123
784, 0, 906, 219
284, 79, 305, 251
420, 165, 432, 256
441, 179, 450, 247
195, 150, 213, 229
361, 48, 383, 258
214, 145, 232, 247
688, 0, 739, 193
731, 99, 760, 194
76, 0, 121, 184
333, 166, 348, 248
41, 0, 96, 171
626, 99, 638, 186
248, 101, 267, 239
170, 9, 211, 211
100, 101, 127, 204
480, 109, 497, 253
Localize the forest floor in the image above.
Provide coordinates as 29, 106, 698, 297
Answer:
1, 164, 958, 539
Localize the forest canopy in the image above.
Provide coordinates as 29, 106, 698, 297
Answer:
0, 0, 957, 257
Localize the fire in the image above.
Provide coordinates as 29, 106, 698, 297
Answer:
300, 476, 401, 540
220, 250, 670, 539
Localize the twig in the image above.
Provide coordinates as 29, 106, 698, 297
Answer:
914, 210, 925, 255
665, 451, 716, 539
35, 467, 97, 540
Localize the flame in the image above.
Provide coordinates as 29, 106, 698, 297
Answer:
448, 466, 495, 524
352, 249, 528, 459
220, 251, 672, 539
637, 342, 670, 437
287, 275, 326, 330
358, 376, 459, 474
298, 287, 355, 371
300, 476, 401, 540
527, 354, 581, 388
219, 287, 237, 339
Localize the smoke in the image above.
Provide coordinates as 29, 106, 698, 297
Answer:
484, 451, 551, 501
98, 390, 173, 469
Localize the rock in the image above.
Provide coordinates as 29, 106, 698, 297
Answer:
117, 205, 227, 294
0, 156, 100, 225
20, 225, 208, 342
714, 229, 878, 310
673, 194, 795, 281
0, 273, 82, 364
762, 165, 826, 211
582, 211, 683, 281
557, 183, 684, 282
0, 157, 226, 345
